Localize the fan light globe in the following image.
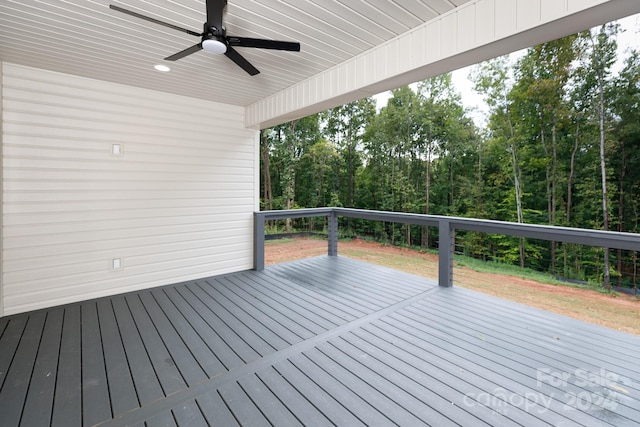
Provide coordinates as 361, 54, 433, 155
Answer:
202, 38, 227, 54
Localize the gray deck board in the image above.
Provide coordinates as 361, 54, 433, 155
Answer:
96, 299, 139, 417
0, 314, 27, 392
188, 281, 276, 358
137, 292, 208, 387
20, 309, 64, 427
151, 288, 227, 378
297, 346, 427, 426
429, 289, 640, 373
0, 318, 9, 354
1, 255, 640, 426
173, 283, 262, 364
209, 276, 308, 345
51, 306, 82, 427
163, 286, 244, 370
80, 302, 112, 427
171, 399, 209, 427
237, 373, 304, 427
269, 260, 386, 311
255, 366, 333, 427
0, 317, 8, 336
233, 271, 342, 329
263, 262, 377, 316
145, 410, 177, 427
309, 256, 430, 297
417, 292, 640, 392
270, 358, 368, 426
383, 312, 572, 415
196, 389, 241, 427
109, 295, 165, 406
341, 329, 522, 426
299, 256, 423, 302
257, 268, 365, 321
318, 337, 486, 427
218, 381, 272, 426
370, 317, 588, 425
0, 312, 45, 427
379, 304, 634, 425
222, 274, 326, 338
125, 293, 188, 395
273, 258, 404, 309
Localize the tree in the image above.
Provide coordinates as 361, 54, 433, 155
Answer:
297, 139, 339, 208
472, 56, 527, 267
260, 21, 640, 290
581, 23, 619, 288
359, 87, 414, 243
419, 74, 475, 216
416, 77, 449, 247
267, 115, 321, 231
512, 35, 581, 273
322, 98, 375, 207
260, 129, 274, 210
612, 50, 640, 287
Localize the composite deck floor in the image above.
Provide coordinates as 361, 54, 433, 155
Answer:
1, 256, 640, 426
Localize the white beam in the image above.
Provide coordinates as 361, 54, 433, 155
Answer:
246, 0, 640, 129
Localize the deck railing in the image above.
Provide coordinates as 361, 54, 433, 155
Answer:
254, 208, 640, 287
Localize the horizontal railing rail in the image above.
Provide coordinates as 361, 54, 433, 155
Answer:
254, 208, 640, 287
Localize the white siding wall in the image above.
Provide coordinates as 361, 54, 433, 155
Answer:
1, 62, 258, 316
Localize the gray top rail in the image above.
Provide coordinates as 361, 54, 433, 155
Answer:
258, 207, 640, 250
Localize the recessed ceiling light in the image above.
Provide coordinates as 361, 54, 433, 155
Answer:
154, 64, 171, 72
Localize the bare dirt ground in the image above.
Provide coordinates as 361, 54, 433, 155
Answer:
265, 237, 640, 335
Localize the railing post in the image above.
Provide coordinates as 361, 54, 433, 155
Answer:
328, 209, 338, 257
438, 219, 454, 287
254, 212, 265, 271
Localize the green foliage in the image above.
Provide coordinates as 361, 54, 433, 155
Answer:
260, 25, 640, 289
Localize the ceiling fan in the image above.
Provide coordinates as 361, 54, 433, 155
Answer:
109, 0, 301, 76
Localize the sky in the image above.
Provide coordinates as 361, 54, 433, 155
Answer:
374, 13, 640, 128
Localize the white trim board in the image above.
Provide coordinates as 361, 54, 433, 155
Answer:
246, 0, 640, 129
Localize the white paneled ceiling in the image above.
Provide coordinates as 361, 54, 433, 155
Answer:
0, 0, 473, 107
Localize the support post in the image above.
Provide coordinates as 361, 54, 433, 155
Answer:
438, 219, 454, 287
254, 212, 265, 271
328, 210, 338, 257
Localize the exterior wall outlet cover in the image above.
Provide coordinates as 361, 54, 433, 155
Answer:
112, 258, 123, 270
112, 144, 123, 156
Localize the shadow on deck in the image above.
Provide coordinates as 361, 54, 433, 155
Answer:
1, 256, 639, 426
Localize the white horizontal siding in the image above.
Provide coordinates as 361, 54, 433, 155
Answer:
1, 62, 258, 315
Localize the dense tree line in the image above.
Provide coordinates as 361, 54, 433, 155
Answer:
260, 25, 640, 289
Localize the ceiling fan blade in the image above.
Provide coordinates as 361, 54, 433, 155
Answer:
110, 4, 201, 37
225, 46, 260, 76
206, 0, 227, 30
165, 44, 203, 61
228, 37, 300, 51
